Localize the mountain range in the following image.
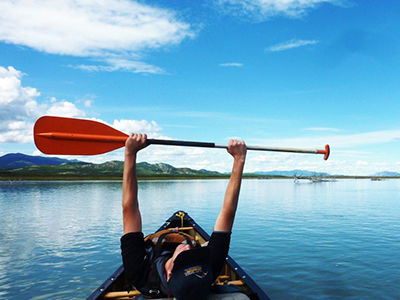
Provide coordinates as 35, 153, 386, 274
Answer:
0, 153, 222, 179
372, 171, 400, 177
0, 153, 79, 169
1, 153, 400, 179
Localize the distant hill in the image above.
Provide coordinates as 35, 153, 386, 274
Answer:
372, 171, 400, 177
0, 154, 223, 179
0, 153, 84, 169
253, 169, 330, 177
136, 162, 220, 176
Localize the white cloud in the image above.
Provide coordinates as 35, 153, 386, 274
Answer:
0, 66, 40, 106
46, 101, 86, 118
215, 0, 344, 20
1, 121, 33, 143
0, 0, 194, 73
266, 39, 319, 52
250, 152, 294, 164
141, 148, 232, 172
113, 119, 162, 137
0, 68, 192, 162
219, 63, 243, 67
74, 58, 166, 74
0, 66, 86, 143
76, 94, 95, 108
84, 100, 93, 108
304, 127, 341, 132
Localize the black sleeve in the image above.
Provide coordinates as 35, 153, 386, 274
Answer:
120, 232, 151, 289
208, 231, 231, 281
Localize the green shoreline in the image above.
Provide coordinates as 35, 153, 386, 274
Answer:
1, 174, 399, 181
3, 156, 398, 181
0, 174, 263, 181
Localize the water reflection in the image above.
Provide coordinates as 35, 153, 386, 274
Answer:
1, 179, 400, 299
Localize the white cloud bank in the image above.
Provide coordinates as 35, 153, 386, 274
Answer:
0, 65, 166, 159
251, 130, 400, 150
244, 129, 400, 175
0, 66, 86, 143
267, 39, 319, 52
215, 0, 345, 20
246, 152, 399, 176
0, 0, 194, 73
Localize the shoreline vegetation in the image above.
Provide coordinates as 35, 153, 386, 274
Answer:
1, 167, 398, 181
0, 175, 229, 181
1, 174, 399, 181
0, 154, 399, 181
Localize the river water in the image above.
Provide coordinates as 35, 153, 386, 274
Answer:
0, 179, 399, 299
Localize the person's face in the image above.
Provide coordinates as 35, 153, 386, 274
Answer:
165, 244, 191, 281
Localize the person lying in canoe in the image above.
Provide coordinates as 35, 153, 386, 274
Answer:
120, 133, 247, 300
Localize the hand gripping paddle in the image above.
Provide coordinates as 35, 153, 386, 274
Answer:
34, 116, 330, 160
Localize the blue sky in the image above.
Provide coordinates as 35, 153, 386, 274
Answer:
1, 0, 400, 175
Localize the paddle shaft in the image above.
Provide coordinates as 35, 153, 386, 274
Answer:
38, 132, 329, 157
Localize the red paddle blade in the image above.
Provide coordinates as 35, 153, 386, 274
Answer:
34, 116, 128, 155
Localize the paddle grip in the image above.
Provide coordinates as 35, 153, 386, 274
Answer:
316, 144, 330, 160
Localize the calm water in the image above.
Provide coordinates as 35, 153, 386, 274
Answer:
0, 179, 399, 300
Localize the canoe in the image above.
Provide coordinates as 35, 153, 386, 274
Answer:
87, 211, 271, 300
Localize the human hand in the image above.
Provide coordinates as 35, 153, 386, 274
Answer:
227, 139, 247, 162
125, 133, 148, 156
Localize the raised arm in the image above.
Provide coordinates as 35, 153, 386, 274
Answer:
214, 139, 247, 232
122, 133, 148, 234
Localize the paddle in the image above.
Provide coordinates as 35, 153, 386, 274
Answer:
34, 116, 330, 160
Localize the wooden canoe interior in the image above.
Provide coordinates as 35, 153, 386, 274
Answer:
98, 226, 254, 299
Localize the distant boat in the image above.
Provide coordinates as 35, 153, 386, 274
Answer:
371, 177, 384, 181
309, 177, 337, 183
87, 211, 271, 300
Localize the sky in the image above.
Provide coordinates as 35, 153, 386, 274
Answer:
1, 0, 400, 175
